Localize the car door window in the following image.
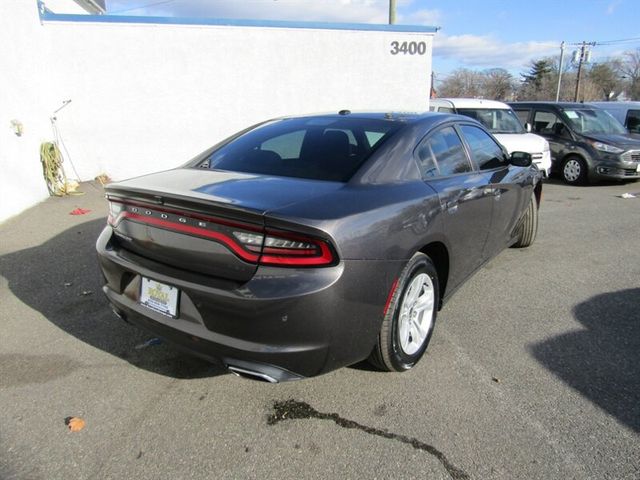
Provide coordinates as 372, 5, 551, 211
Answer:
533, 111, 565, 135
416, 126, 471, 177
625, 110, 640, 133
513, 109, 530, 126
459, 125, 507, 170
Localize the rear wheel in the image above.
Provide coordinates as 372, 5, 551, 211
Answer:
512, 196, 538, 248
561, 155, 588, 185
369, 253, 439, 372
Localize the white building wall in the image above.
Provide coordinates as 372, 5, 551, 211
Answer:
0, 1, 53, 222
0, 1, 434, 222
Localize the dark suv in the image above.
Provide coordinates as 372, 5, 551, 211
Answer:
509, 102, 640, 184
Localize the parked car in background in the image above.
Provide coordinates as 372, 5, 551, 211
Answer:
97, 111, 542, 382
587, 101, 640, 135
430, 98, 552, 176
509, 102, 640, 184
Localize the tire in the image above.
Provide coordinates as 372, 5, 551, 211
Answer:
512, 196, 538, 248
561, 155, 588, 185
369, 253, 439, 372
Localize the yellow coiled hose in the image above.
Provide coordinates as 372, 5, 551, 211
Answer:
40, 142, 81, 196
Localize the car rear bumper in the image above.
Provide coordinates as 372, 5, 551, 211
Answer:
96, 226, 403, 380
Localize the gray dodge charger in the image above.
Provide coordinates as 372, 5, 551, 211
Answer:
97, 111, 542, 382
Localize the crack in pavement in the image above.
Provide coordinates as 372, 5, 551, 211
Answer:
267, 399, 470, 480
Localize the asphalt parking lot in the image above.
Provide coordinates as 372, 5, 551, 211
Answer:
1, 179, 639, 480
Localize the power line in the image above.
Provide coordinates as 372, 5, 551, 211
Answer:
595, 36, 640, 46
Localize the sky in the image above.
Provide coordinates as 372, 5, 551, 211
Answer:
102, 0, 640, 78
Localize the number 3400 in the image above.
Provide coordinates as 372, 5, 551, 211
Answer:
390, 41, 427, 55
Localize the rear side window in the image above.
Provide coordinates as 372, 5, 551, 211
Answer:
625, 110, 640, 133
459, 125, 507, 170
199, 117, 401, 182
417, 126, 472, 177
415, 141, 439, 178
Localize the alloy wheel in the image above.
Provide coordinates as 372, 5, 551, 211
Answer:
398, 273, 435, 355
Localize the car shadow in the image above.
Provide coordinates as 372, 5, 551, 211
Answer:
530, 288, 640, 432
0, 218, 226, 379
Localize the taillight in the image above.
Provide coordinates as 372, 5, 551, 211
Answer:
107, 200, 125, 226
233, 230, 335, 266
107, 198, 336, 267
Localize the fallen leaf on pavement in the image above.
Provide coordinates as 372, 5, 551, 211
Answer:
65, 416, 86, 432
69, 208, 91, 215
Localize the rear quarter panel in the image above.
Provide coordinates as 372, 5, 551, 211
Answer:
265, 181, 446, 262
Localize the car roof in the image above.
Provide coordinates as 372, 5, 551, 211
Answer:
508, 101, 601, 110
279, 111, 418, 121
275, 110, 465, 127
588, 101, 640, 110
432, 98, 511, 109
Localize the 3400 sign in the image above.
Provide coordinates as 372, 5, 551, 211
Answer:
390, 41, 427, 55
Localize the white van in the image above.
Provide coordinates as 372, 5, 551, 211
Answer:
430, 98, 551, 176
587, 102, 640, 134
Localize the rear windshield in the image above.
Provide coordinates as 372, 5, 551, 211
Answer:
197, 117, 402, 182
457, 108, 524, 134
562, 108, 627, 135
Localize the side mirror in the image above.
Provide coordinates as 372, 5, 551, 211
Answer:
510, 151, 532, 167
524, 122, 532, 133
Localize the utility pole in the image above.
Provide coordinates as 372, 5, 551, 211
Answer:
573, 42, 586, 102
555, 41, 565, 102
573, 41, 595, 102
389, 0, 396, 24
430, 71, 436, 99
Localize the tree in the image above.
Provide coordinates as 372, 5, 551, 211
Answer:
519, 59, 557, 100
521, 60, 552, 88
437, 69, 484, 98
620, 48, 640, 100
481, 68, 515, 101
587, 61, 624, 100
435, 68, 516, 100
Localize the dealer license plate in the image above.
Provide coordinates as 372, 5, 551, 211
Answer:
636, 163, 640, 172
140, 277, 179, 317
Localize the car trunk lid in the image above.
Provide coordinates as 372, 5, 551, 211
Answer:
106, 168, 341, 281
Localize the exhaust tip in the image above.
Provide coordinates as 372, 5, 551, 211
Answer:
227, 365, 278, 383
